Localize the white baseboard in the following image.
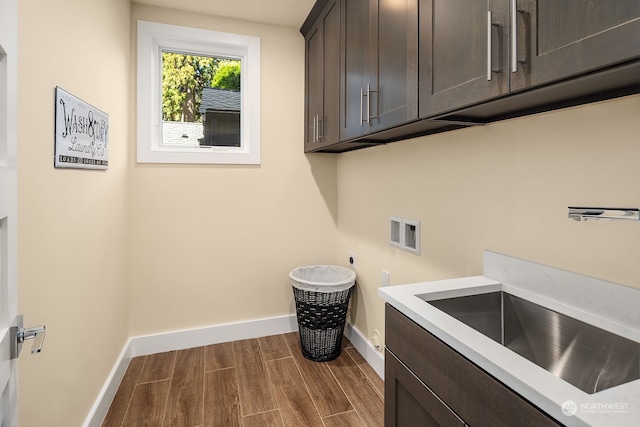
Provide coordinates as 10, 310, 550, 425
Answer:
82, 340, 133, 427
130, 314, 298, 357
83, 314, 384, 426
344, 323, 385, 379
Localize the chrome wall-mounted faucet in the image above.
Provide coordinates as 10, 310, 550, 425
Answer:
567, 207, 640, 222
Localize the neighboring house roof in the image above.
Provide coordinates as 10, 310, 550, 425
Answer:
199, 87, 241, 113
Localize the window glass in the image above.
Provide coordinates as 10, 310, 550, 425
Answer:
161, 52, 241, 148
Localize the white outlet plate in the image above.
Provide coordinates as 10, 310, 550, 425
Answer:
382, 270, 390, 287
371, 329, 383, 352
348, 252, 356, 268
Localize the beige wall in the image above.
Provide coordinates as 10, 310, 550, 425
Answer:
337, 94, 640, 346
128, 5, 338, 336
15, 0, 640, 424
17, 0, 131, 425
17, 2, 337, 424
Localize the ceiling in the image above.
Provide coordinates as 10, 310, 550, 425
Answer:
133, 0, 317, 28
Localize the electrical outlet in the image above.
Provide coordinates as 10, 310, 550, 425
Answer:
371, 329, 383, 352
382, 270, 390, 287
348, 252, 356, 268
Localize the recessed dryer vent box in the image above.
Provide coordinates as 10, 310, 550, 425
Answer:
403, 219, 420, 255
389, 216, 420, 255
390, 217, 402, 248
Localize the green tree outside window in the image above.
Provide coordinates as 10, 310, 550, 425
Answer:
162, 52, 241, 122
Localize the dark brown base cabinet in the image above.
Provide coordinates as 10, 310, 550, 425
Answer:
385, 350, 465, 427
385, 304, 562, 427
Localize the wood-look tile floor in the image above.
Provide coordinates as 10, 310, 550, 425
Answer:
102, 332, 384, 427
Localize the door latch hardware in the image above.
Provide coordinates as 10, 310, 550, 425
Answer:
10, 315, 46, 359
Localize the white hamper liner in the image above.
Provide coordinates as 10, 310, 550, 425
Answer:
289, 265, 356, 292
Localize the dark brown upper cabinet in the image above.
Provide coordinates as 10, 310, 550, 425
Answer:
512, 0, 640, 91
420, 0, 640, 119
302, 0, 341, 152
340, 0, 419, 141
420, 0, 510, 118
302, 0, 640, 153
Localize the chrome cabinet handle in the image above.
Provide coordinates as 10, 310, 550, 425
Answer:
312, 115, 316, 142
367, 84, 371, 126
317, 115, 324, 141
511, 0, 517, 73
366, 84, 371, 125
487, 10, 492, 81
360, 85, 378, 127
312, 114, 321, 142
360, 88, 365, 125
487, 10, 501, 80
366, 84, 379, 125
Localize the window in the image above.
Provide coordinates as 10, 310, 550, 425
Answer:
137, 21, 260, 164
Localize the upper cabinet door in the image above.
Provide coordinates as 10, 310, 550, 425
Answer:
304, 0, 341, 152
305, 24, 323, 149
370, 0, 419, 132
341, 0, 418, 140
420, 0, 510, 118
511, 0, 640, 91
319, 0, 341, 148
340, 0, 373, 141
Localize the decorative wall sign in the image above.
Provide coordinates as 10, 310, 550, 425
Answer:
54, 87, 109, 170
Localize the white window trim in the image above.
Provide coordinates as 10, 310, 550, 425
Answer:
137, 20, 261, 164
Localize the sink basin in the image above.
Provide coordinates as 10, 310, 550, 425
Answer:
422, 291, 640, 394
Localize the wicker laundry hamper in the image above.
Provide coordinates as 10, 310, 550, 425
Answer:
289, 265, 356, 362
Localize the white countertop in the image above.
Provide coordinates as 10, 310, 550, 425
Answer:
378, 252, 640, 427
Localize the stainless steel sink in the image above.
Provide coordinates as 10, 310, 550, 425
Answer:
422, 291, 640, 394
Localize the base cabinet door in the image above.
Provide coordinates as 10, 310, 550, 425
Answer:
385, 349, 465, 427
